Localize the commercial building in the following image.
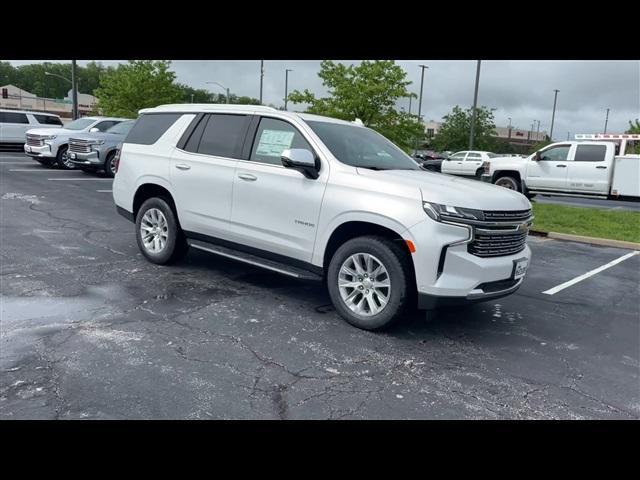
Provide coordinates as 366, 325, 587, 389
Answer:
0, 84, 98, 119
423, 120, 548, 149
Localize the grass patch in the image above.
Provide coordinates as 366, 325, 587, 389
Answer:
531, 203, 640, 243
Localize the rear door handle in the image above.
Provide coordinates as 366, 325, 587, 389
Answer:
238, 173, 257, 181
175, 164, 191, 170
596, 166, 607, 169
556, 164, 567, 168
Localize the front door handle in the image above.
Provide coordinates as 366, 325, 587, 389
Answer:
556, 164, 567, 168
238, 173, 257, 181
175, 164, 191, 170
596, 166, 607, 169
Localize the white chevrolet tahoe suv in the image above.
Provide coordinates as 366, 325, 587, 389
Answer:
113, 104, 533, 330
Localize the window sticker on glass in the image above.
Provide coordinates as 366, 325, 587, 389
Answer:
256, 129, 295, 157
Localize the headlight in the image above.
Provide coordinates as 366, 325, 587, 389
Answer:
91, 140, 105, 150
42, 135, 57, 140
422, 201, 484, 223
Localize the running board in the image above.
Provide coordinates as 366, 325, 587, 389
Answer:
188, 239, 323, 281
529, 190, 608, 200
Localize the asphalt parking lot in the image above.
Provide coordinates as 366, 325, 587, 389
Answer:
1, 151, 639, 419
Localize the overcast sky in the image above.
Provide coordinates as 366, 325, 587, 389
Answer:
7, 60, 640, 141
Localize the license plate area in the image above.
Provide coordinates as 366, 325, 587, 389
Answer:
512, 257, 529, 280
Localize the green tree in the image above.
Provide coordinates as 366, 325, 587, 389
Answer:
626, 119, 640, 154
626, 119, 640, 134
287, 60, 424, 152
95, 61, 183, 118
431, 105, 497, 152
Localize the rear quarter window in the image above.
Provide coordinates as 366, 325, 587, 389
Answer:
574, 144, 607, 162
2, 112, 29, 124
124, 113, 182, 145
33, 114, 63, 126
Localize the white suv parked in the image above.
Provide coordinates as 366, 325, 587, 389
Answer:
441, 150, 498, 177
0, 109, 63, 146
113, 104, 533, 330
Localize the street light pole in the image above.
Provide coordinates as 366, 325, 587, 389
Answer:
259, 60, 264, 105
408, 95, 412, 115
71, 60, 78, 120
417, 65, 428, 122
508, 117, 512, 139
469, 60, 482, 150
549, 89, 559, 141
284, 69, 293, 111
206, 81, 230, 104
604, 108, 610, 134
536, 120, 540, 142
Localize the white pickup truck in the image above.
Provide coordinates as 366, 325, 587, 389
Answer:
482, 134, 640, 200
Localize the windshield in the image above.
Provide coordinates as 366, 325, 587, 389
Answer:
64, 118, 96, 130
305, 120, 420, 171
487, 153, 500, 158
106, 121, 134, 135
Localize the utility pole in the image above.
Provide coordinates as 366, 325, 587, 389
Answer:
508, 117, 512, 139
71, 60, 78, 120
284, 69, 293, 111
567, 132, 570, 140
604, 108, 610, 134
468, 60, 482, 150
530, 122, 535, 145
191, 94, 194, 103
536, 120, 540, 142
259, 60, 264, 105
408, 95, 412, 115
549, 89, 559, 141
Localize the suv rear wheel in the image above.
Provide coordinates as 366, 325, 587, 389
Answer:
135, 197, 188, 265
327, 235, 412, 331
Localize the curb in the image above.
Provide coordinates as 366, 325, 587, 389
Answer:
530, 230, 640, 250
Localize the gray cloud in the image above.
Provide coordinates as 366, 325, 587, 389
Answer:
8, 59, 640, 140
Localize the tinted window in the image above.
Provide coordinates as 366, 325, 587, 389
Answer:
94, 120, 121, 132
64, 118, 97, 130
105, 121, 134, 135
467, 153, 481, 159
251, 117, 313, 166
198, 114, 248, 158
574, 144, 607, 162
451, 152, 466, 159
539, 145, 570, 161
33, 114, 63, 126
125, 113, 182, 145
2, 112, 29, 124
183, 116, 208, 153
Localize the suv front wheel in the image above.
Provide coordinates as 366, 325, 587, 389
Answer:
135, 197, 188, 264
327, 236, 413, 331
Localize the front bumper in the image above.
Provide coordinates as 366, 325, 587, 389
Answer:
24, 143, 56, 159
69, 150, 101, 166
404, 217, 532, 309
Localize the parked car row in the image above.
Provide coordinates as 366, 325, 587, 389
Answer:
0, 109, 63, 146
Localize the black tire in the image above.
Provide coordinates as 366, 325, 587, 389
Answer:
103, 151, 117, 178
327, 235, 413, 331
56, 145, 74, 169
135, 197, 188, 265
494, 175, 521, 192
475, 168, 484, 179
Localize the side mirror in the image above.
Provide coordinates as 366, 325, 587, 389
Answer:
89, 127, 100, 133
281, 148, 319, 179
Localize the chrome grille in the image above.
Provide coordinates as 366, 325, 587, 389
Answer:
26, 134, 44, 147
467, 209, 532, 258
69, 138, 92, 153
468, 230, 528, 257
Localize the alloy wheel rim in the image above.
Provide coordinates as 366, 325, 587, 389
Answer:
140, 208, 169, 253
338, 253, 391, 317
497, 179, 515, 190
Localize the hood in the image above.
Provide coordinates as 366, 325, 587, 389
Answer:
69, 131, 124, 142
356, 169, 531, 211
27, 127, 82, 136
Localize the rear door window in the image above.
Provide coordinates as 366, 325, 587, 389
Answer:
249, 117, 313, 166
94, 120, 121, 132
574, 144, 607, 162
197, 114, 250, 158
125, 114, 182, 145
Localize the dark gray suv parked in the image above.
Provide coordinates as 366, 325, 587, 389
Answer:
68, 120, 135, 177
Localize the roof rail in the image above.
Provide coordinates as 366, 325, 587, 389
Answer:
575, 133, 640, 140
139, 103, 279, 115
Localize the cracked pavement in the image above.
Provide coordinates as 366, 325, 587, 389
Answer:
1, 152, 639, 419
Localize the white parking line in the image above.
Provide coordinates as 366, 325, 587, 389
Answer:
9, 169, 72, 172
97, 190, 113, 192
0, 162, 33, 164
542, 251, 640, 295
48, 178, 112, 181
